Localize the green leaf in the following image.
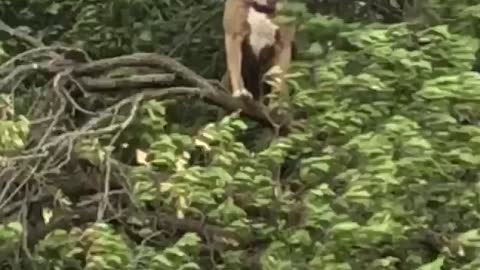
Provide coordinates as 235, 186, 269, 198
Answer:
6, 222, 22, 234
330, 222, 360, 232
288, 230, 312, 246
457, 229, 480, 248
46, 3, 62, 14
416, 256, 444, 270
180, 262, 201, 270
176, 233, 201, 248
164, 246, 186, 258
153, 254, 173, 267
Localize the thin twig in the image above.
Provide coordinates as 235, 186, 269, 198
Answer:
0, 19, 44, 47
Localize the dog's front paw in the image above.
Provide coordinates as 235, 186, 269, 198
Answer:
232, 88, 253, 99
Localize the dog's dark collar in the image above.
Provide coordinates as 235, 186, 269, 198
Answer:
248, 1, 276, 15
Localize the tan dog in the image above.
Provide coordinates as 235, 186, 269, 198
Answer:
222, 0, 295, 103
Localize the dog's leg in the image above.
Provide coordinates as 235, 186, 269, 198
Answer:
272, 45, 291, 93
225, 34, 252, 98
272, 26, 295, 93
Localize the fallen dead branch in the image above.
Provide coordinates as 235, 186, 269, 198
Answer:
77, 74, 176, 91
0, 51, 286, 127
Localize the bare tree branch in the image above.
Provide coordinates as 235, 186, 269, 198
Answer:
78, 74, 176, 91
73, 53, 286, 127
0, 19, 44, 47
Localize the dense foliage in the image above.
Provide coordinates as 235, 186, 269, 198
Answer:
1, 0, 480, 269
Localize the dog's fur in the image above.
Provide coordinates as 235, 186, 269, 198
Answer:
222, 0, 295, 102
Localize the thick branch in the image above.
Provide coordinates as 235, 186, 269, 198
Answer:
78, 74, 176, 91
74, 53, 285, 127
0, 51, 288, 127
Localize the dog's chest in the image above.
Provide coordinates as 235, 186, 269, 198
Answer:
246, 8, 278, 57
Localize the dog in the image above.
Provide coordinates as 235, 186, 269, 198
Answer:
222, 0, 295, 103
